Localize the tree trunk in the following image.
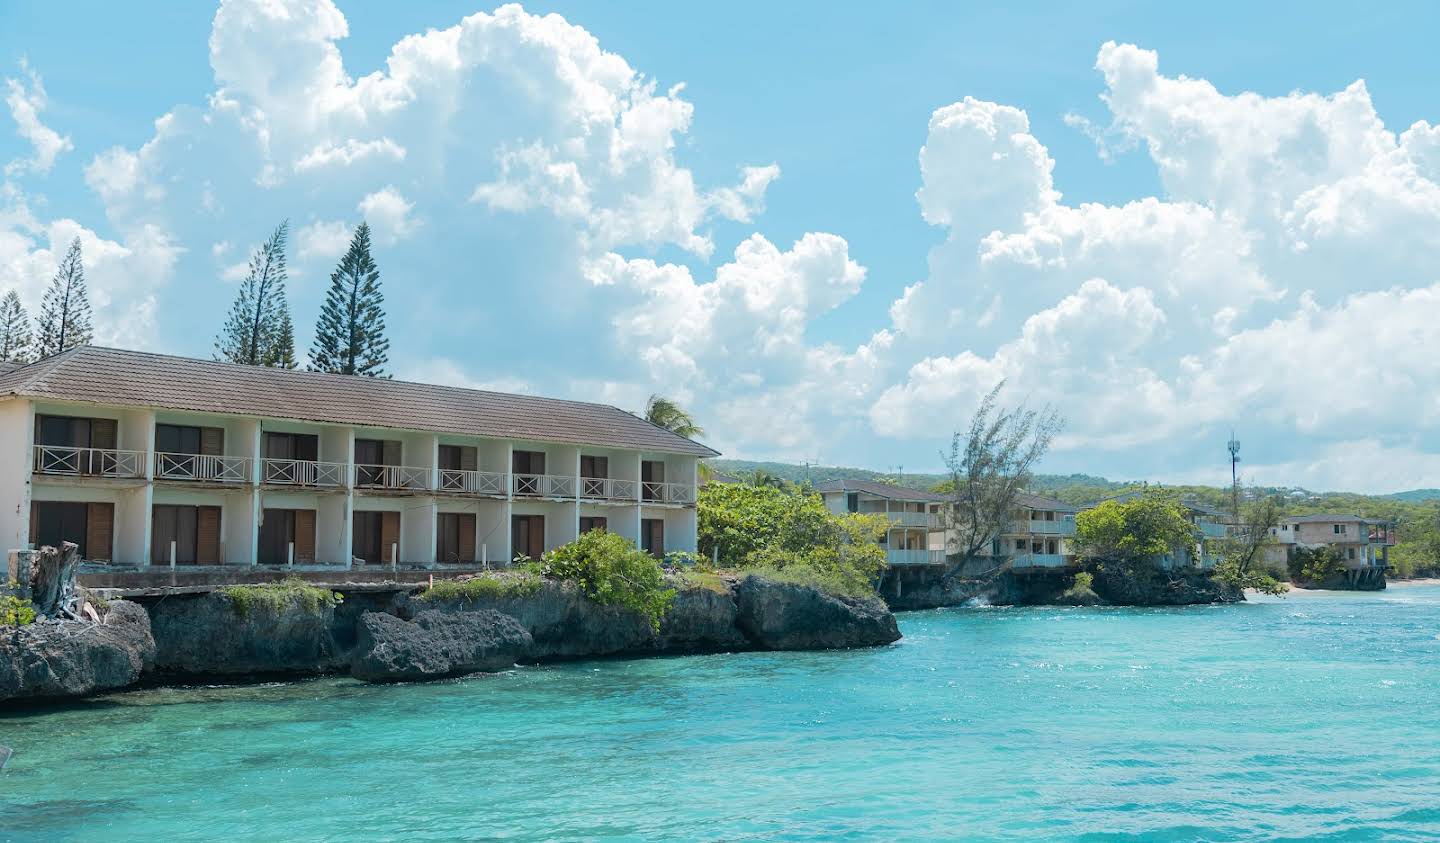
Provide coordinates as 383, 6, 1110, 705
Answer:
28, 542, 82, 619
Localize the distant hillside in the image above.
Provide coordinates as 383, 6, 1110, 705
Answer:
709, 459, 1440, 509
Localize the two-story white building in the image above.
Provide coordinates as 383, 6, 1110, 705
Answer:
2, 346, 714, 573
1265, 513, 1393, 586
814, 479, 947, 566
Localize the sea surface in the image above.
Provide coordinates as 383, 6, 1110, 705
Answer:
4, 585, 1440, 841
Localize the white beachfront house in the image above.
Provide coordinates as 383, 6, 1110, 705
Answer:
3, 346, 713, 571
814, 479, 948, 566
1264, 514, 1394, 585
972, 492, 1081, 573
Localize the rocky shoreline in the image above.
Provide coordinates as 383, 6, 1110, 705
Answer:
1, 573, 900, 704
882, 565, 1241, 611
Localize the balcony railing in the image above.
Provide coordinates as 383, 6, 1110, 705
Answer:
1197, 521, 1229, 539
1009, 553, 1070, 570
885, 548, 943, 566
1008, 519, 1077, 536
886, 511, 938, 529
33, 445, 146, 479
513, 473, 576, 498
580, 477, 639, 501
641, 480, 695, 504
439, 469, 508, 496
355, 464, 431, 491
263, 458, 347, 488
155, 452, 252, 483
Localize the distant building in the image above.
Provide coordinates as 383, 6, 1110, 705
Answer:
1078, 492, 1232, 570
970, 493, 1080, 573
1265, 514, 1394, 586
814, 479, 947, 566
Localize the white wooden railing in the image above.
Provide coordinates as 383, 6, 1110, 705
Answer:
642, 480, 695, 504
355, 464, 431, 491
580, 477, 639, 500
263, 458, 347, 488
33, 445, 146, 479
885, 548, 940, 566
439, 469, 508, 496
155, 452, 252, 483
1007, 519, 1077, 536
513, 473, 576, 498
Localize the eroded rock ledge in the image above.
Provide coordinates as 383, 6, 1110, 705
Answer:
1, 574, 901, 701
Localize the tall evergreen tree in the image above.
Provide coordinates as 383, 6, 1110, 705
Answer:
35, 237, 93, 358
215, 221, 291, 366
267, 303, 298, 369
310, 222, 389, 377
0, 290, 32, 363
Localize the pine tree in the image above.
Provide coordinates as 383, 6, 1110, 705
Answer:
215, 221, 291, 366
35, 237, 93, 358
0, 290, 32, 363
267, 302, 298, 369
310, 222, 389, 377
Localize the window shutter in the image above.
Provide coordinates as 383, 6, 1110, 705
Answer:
86, 503, 114, 562
458, 513, 476, 562
201, 427, 225, 457
382, 440, 402, 467
196, 506, 221, 564
460, 447, 478, 472
90, 418, 118, 450
381, 511, 400, 563
529, 515, 545, 556
295, 509, 317, 563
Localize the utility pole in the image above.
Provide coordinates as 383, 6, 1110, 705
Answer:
1227, 431, 1242, 521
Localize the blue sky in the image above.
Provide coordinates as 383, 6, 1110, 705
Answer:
3, 1, 1439, 492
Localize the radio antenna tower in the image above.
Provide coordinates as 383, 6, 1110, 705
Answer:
1227, 431, 1242, 520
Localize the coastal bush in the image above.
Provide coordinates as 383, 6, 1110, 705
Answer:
0, 594, 35, 626
673, 569, 730, 595
219, 577, 344, 619
535, 530, 675, 631
417, 572, 543, 602
1074, 494, 1198, 562
698, 481, 888, 595
1288, 546, 1345, 585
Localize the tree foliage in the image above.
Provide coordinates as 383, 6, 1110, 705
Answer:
310, 222, 389, 377
697, 481, 888, 596
943, 382, 1062, 565
643, 394, 704, 439
0, 290, 32, 363
1211, 494, 1289, 595
35, 237, 93, 358
534, 530, 675, 631
1073, 493, 1197, 563
215, 221, 294, 367
1288, 546, 1346, 585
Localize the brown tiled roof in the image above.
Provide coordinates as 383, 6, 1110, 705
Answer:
1012, 492, 1079, 513
813, 478, 949, 502
0, 346, 719, 457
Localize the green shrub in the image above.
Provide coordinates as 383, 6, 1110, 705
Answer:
674, 569, 729, 595
417, 572, 543, 602
535, 530, 675, 631
0, 595, 35, 626
219, 577, 343, 619
1287, 546, 1345, 585
741, 561, 877, 599
1070, 571, 1093, 592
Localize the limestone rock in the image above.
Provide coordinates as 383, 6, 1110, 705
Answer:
734, 575, 901, 650
350, 610, 532, 682
0, 600, 155, 702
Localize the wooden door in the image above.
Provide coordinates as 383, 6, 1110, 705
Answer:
86, 503, 114, 562
580, 516, 608, 534
196, 506, 221, 564
641, 518, 665, 558
352, 511, 380, 563
295, 510, 316, 563
200, 427, 225, 457
32, 501, 89, 556
438, 513, 477, 563
511, 514, 545, 559
380, 511, 400, 563
152, 505, 200, 564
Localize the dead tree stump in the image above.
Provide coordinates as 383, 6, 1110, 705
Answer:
28, 542, 82, 620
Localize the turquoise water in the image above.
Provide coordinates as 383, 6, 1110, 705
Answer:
4, 587, 1440, 841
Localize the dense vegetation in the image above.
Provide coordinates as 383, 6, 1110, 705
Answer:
531, 530, 676, 631
698, 482, 889, 597
417, 571, 544, 603
218, 578, 344, 619
0, 594, 36, 626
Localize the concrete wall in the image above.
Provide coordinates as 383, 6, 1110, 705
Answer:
0, 399, 34, 553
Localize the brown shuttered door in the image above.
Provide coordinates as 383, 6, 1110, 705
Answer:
200, 427, 225, 457
642, 518, 665, 558
457, 513, 477, 562
197, 506, 221, 564
86, 503, 114, 562
460, 447, 478, 472
529, 515, 545, 556
382, 440, 402, 467
381, 511, 400, 563
90, 418, 117, 450
295, 509, 317, 563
